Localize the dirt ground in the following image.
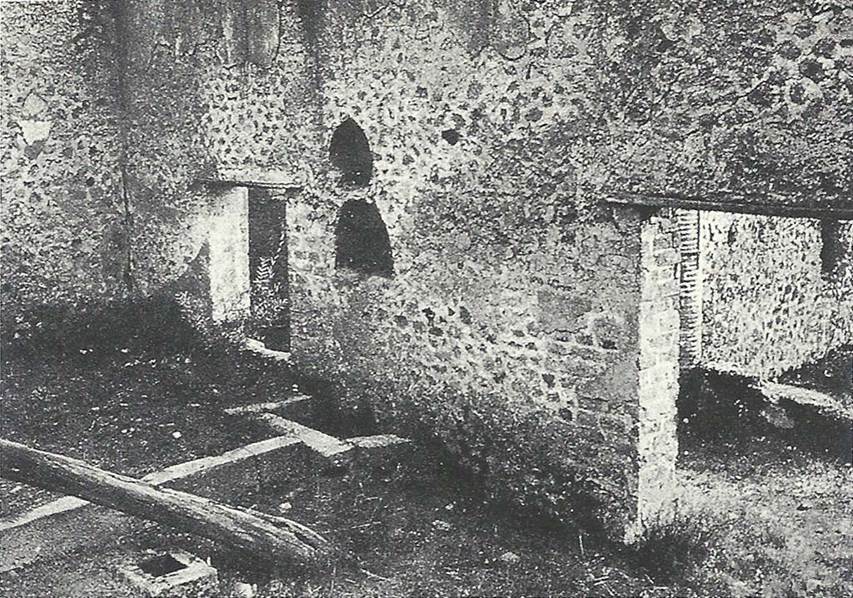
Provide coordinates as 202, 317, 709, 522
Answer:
0, 445, 684, 597
0, 346, 294, 516
675, 427, 853, 597
1, 343, 850, 596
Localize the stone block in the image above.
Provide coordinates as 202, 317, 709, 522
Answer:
590, 314, 625, 349
118, 549, 217, 597
207, 186, 250, 323
536, 289, 591, 334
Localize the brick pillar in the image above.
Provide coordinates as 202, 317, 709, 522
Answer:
208, 186, 250, 322
676, 209, 702, 368
630, 209, 680, 539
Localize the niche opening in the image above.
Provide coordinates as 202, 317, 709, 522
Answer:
334, 199, 393, 277
329, 118, 373, 187
820, 219, 843, 280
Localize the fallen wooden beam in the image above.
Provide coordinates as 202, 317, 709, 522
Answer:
1, 436, 313, 572
0, 439, 331, 567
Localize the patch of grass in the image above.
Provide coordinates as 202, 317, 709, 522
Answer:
630, 515, 716, 584
0, 342, 300, 517
674, 452, 853, 597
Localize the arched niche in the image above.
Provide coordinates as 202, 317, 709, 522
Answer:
329, 118, 373, 187
334, 199, 393, 278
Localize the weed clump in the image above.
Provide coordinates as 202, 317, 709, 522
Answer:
631, 515, 716, 583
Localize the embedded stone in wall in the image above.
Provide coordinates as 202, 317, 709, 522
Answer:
536, 289, 590, 336
589, 313, 625, 350
246, 0, 281, 67
17, 119, 51, 146
17, 91, 51, 146
221, 0, 248, 65
492, 1, 530, 60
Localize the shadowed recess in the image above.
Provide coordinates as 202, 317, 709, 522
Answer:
329, 118, 373, 187
334, 199, 393, 277
820, 219, 843, 279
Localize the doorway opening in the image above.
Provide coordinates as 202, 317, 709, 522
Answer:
248, 187, 289, 350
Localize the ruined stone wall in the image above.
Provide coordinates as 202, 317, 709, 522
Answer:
1, 0, 127, 325
693, 4, 853, 379
290, 200, 650, 533
280, 1, 685, 535
4, 0, 851, 536
700, 213, 853, 377
115, 1, 319, 299
88, 0, 672, 534
5, 0, 850, 313
277, 0, 849, 535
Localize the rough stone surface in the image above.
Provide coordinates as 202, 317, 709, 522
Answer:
701, 213, 853, 377
1, 1, 126, 321
634, 211, 680, 538
207, 186, 250, 322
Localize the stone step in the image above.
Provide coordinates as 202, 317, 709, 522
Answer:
755, 380, 852, 462
256, 414, 354, 467
347, 434, 415, 463
255, 414, 415, 470
757, 381, 853, 423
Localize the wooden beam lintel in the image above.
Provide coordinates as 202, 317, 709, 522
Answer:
608, 191, 853, 220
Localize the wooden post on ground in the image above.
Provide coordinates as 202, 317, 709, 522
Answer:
0, 438, 331, 567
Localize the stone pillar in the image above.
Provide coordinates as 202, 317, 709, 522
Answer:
630, 209, 680, 540
208, 186, 250, 323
